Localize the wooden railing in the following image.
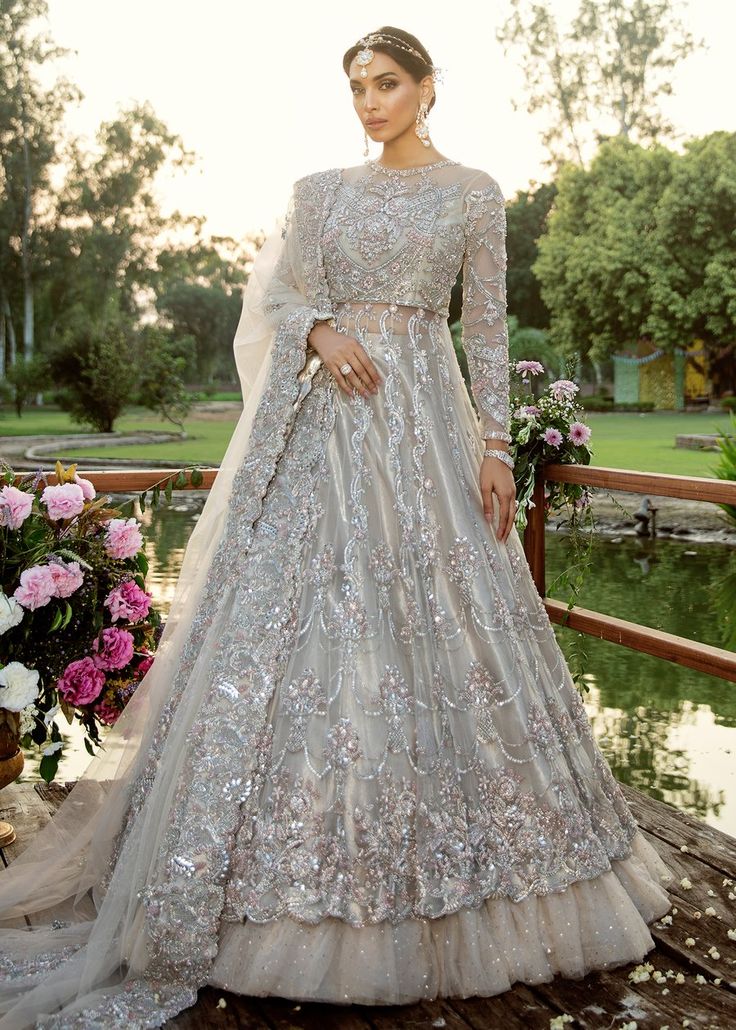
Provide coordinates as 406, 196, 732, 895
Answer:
523, 464, 736, 684
18, 463, 736, 684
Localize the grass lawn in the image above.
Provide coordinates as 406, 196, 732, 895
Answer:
2, 405, 733, 477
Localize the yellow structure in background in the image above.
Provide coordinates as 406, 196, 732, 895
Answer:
613, 340, 710, 410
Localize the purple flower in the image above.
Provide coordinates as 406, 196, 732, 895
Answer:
515, 360, 545, 377
93, 698, 121, 725
549, 379, 579, 401
569, 421, 592, 446
544, 427, 564, 447
0, 485, 34, 530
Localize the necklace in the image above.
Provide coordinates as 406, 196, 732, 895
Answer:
366, 158, 460, 176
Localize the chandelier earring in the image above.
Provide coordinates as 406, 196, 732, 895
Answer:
415, 99, 431, 147
363, 128, 370, 157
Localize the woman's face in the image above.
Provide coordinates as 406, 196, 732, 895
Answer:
348, 50, 433, 146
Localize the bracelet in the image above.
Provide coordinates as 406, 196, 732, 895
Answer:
484, 448, 515, 470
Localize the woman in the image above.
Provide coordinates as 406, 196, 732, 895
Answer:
0, 25, 673, 1027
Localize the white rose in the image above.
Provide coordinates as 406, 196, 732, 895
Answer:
0, 592, 24, 635
0, 661, 41, 712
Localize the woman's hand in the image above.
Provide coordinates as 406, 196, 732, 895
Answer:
308, 321, 382, 400
480, 456, 517, 543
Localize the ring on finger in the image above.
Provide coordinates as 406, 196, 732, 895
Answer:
340, 362, 353, 376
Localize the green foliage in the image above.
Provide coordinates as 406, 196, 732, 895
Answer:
45, 300, 139, 432
3, 352, 50, 414
534, 134, 736, 363
135, 326, 195, 432
155, 281, 242, 384
710, 411, 736, 527
506, 182, 557, 328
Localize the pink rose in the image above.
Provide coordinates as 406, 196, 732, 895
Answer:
103, 517, 143, 560
92, 627, 135, 671
93, 698, 121, 725
47, 559, 84, 599
57, 656, 106, 706
13, 564, 56, 610
41, 483, 85, 521
569, 421, 592, 446
73, 473, 96, 501
103, 580, 152, 623
0, 485, 34, 530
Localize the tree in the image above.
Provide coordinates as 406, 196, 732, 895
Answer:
135, 326, 195, 433
497, 0, 702, 166
506, 181, 557, 328
46, 299, 139, 432
0, 0, 79, 375
533, 137, 674, 361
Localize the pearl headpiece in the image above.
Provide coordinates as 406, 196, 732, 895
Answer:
354, 32, 443, 83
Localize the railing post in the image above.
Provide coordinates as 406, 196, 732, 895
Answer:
523, 467, 547, 598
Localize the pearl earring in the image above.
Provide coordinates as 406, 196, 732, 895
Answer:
415, 100, 431, 147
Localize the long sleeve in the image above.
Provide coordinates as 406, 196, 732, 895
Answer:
460, 175, 511, 443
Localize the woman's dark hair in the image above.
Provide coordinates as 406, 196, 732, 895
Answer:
342, 26, 436, 111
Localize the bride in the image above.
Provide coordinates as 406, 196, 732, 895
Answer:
0, 25, 673, 1028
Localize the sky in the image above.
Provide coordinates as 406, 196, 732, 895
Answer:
42, 0, 733, 240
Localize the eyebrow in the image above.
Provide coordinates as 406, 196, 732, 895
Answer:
349, 71, 399, 85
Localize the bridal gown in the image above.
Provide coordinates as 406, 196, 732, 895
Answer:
0, 158, 673, 1027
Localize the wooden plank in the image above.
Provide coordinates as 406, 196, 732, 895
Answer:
544, 464, 736, 505
545, 598, 736, 683
449, 984, 564, 1028
14, 469, 219, 492
620, 783, 736, 877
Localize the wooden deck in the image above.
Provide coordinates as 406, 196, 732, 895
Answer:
2, 782, 736, 1028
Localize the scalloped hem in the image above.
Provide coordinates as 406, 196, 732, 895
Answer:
208, 830, 674, 1005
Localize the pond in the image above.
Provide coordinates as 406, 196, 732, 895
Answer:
18, 493, 736, 838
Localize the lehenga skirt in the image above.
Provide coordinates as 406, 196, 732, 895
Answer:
198, 299, 674, 1003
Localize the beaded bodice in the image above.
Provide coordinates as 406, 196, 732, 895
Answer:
317, 158, 511, 441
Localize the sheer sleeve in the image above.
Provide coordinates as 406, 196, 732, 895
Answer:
460, 175, 512, 444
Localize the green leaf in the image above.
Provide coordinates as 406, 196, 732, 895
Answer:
49, 607, 63, 632
84, 737, 96, 757
152, 484, 160, 507
175, 470, 187, 488
164, 478, 173, 503
190, 467, 203, 488
39, 751, 61, 784
60, 601, 73, 629
139, 491, 147, 513
137, 551, 149, 575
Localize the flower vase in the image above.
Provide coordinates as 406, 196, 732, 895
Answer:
0, 708, 24, 847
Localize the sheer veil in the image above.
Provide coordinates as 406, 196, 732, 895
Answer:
0, 168, 341, 1028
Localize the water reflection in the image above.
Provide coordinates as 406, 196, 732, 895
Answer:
19, 497, 736, 837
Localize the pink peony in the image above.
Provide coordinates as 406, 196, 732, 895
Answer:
93, 698, 122, 725
0, 485, 34, 530
73, 473, 96, 501
13, 564, 56, 610
104, 580, 152, 623
92, 627, 135, 671
549, 379, 579, 401
543, 427, 563, 447
41, 482, 85, 521
569, 421, 592, 446
103, 517, 143, 560
47, 559, 84, 599
57, 656, 106, 706
515, 360, 545, 377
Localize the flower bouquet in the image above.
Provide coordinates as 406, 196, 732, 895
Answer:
0, 460, 162, 783
510, 361, 594, 532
